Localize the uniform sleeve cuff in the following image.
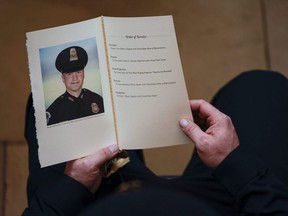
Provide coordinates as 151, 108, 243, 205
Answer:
38, 174, 94, 214
212, 146, 267, 196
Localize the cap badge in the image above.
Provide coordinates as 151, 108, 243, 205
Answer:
69, 47, 78, 61
91, 102, 100, 113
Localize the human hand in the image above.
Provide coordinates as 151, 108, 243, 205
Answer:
64, 144, 120, 193
180, 99, 239, 168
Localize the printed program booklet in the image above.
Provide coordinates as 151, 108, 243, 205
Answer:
26, 15, 192, 167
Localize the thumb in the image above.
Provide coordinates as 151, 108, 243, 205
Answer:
86, 144, 120, 167
179, 118, 206, 144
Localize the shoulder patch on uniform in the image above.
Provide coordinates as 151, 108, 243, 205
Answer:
46, 111, 51, 124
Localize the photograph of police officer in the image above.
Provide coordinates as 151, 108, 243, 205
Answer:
41, 40, 104, 126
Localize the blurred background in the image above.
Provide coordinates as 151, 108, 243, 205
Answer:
1, 0, 288, 215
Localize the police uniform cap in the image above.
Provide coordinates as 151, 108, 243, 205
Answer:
55, 46, 88, 73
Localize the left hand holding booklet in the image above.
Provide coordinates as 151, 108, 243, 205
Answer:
26, 15, 192, 167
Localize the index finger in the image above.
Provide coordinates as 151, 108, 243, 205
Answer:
190, 99, 222, 123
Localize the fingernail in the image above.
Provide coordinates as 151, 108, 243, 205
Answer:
109, 144, 119, 153
180, 119, 189, 127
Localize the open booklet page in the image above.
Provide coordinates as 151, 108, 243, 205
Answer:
104, 16, 192, 149
26, 15, 192, 167
26, 18, 117, 167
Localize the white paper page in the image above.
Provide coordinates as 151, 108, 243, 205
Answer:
26, 18, 116, 167
103, 16, 192, 149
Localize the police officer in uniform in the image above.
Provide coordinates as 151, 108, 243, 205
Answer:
46, 46, 104, 125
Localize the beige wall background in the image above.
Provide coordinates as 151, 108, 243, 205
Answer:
0, 0, 287, 215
